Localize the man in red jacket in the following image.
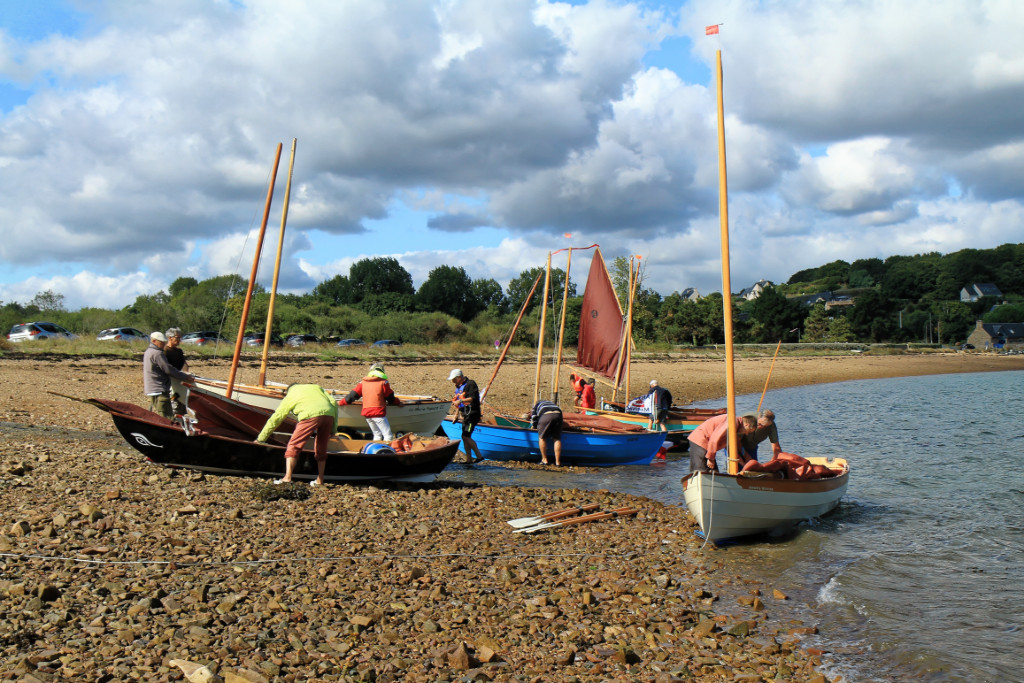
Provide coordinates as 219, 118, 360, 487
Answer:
338, 363, 403, 441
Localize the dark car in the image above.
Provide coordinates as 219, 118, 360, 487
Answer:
286, 334, 320, 347
181, 331, 229, 346
961, 343, 975, 350
241, 332, 284, 347
336, 338, 366, 347
97, 327, 148, 342
372, 339, 402, 348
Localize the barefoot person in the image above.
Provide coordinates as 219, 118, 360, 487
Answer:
256, 384, 338, 486
528, 399, 563, 466
448, 369, 483, 463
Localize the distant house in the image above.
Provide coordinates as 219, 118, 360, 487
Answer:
966, 320, 1024, 349
679, 287, 700, 302
739, 279, 773, 301
790, 291, 835, 307
825, 295, 855, 311
960, 283, 1002, 303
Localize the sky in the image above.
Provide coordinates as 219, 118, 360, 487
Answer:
1, 0, 1023, 312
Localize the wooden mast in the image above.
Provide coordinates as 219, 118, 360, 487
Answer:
481, 272, 542, 403
226, 143, 283, 399
258, 138, 297, 386
715, 49, 740, 475
533, 253, 552, 405
551, 247, 573, 404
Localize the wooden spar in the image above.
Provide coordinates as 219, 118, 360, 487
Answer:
757, 339, 782, 414
533, 253, 552, 405
623, 257, 638, 401
226, 143, 283, 398
480, 272, 542, 403
551, 247, 573, 404
715, 49, 740, 476
259, 138, 297, 386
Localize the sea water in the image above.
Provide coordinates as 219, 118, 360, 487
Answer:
440, 370, 1024, 682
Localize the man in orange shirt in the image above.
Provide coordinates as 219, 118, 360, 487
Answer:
687, 413, 756, 474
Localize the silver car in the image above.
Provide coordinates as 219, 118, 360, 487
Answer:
97, 327, 148, 342
6, 321, 77, 342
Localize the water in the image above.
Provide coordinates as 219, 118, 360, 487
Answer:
440, 370, 1024, 682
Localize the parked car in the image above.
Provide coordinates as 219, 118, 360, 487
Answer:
372, 339, 402, 348
241, 332, 283, 347
961, 343, 975, 350
97, 327, 148, 342
181, 331, 229, 346
286, 334, 320, 347
6, 321, 77, 342
335, 338, 365, 348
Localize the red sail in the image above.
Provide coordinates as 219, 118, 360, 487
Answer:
576, 249, 625, 379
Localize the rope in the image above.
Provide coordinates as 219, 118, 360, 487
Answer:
699, 468, 716, 550
0, 549, 637, 568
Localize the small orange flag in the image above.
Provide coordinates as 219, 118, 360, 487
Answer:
705, 24, 719, 35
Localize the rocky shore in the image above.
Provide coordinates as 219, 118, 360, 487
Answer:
3, 351, 1022, 681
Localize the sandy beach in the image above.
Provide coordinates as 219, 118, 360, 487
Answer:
1, 349, 1022, 682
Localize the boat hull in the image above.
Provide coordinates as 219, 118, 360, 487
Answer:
192, 379, 450, 437
440, 417, 664, 467
681, 459, 849, 542
91, 398, 459, 483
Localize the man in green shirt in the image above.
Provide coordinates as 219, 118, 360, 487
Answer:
257, 384, 338, 486
739, 409, 782, 465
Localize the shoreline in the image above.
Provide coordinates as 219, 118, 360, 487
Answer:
2, 352, 1023, 681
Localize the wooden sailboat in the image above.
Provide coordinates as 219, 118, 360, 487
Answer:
680, 46, 849, 542
573, 249, 725, 443
439, 247, 665, 466
188, 140, 449, 437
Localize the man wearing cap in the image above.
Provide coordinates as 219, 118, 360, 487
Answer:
648, 379, 673, 432
163, 327, 189, 415
143, 331, 195, 419
338, 363, 403, 441
448, 369, 483, 463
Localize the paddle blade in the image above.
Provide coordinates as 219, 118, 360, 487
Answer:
507, 516, 544, 529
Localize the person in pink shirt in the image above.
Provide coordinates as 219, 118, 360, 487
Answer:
688, 413, 756, 474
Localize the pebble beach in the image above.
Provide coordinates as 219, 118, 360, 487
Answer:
3, 350, 1023, 682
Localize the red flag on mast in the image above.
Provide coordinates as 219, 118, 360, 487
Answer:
705, 24, 719, 35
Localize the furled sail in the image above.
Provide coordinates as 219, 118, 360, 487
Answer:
576, 248, 626, 380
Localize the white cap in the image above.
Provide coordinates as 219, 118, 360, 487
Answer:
650, 379, 658, 386
150, 331, 168, 343
448, 368, 463, 380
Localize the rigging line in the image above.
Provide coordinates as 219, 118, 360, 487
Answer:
0, 549, 638, 568
214, 156, 280, 350
699, 470, 716, 551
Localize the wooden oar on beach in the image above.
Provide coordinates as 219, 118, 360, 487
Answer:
506, 503, 600, 529
514, 507, 639, 534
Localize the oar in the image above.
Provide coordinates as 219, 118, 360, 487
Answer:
506, 503, 599, 529
514, 507, 639, 534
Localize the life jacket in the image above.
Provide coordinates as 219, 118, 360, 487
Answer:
357, 376, 392, 417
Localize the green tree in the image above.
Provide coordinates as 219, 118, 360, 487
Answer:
826, 315, 855, 342
168, 277, 199, 298
29, 290, 66, 313
985, 303, 1024, 323
470, 278, 507, 314
744, 286, 805, 342
506, 267, 574, 315
416, 265, 477, 321
358, 292, 414, 316
802, 304, 830, 342
311, 275, 354, 306
348, 257, 414, 303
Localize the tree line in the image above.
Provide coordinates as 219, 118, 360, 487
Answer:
3, 244, 1023, 347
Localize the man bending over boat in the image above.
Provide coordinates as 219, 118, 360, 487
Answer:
338, 363, 403, 441
528, 399, 564, 467
256, 384, 338, 486
739, 409, 782, 464
648, 380, 673, 432
687, 413, 756, 474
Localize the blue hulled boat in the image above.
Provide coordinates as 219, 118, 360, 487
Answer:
440, 417, 665, 467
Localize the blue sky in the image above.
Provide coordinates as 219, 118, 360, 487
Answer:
1, 0, 1023, 311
